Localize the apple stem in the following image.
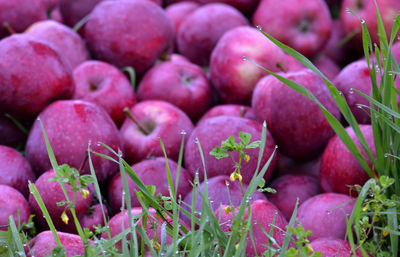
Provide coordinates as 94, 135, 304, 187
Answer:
239, 107, 247, 118
3, 22, 16, 35
123, 107, 151, 135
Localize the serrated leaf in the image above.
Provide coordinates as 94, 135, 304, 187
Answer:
221, 136, 236, 151
239, 131, 251, 145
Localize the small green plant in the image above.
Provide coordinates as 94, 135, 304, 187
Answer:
285, 225, 321, 257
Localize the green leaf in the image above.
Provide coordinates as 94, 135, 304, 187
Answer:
246, 141, 261, 149
221, 136, 236, 151
51, 246, 66, 257
79, 175, 95, 185
209, 146, 229, 159
239, 131, 251, 145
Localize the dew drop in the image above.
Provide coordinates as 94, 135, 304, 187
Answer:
384, 153, 389, 158
349, 88, 354, 94
346, 8, 351, 13
326, 211, 331, 215
225, 181, 230, 187
180, 130, 187, 135
361, 19, 366, 24
242, 56, 247, 61
256, 25, 262, 30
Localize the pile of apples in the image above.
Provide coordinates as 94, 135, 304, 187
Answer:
0, 0, 399, 256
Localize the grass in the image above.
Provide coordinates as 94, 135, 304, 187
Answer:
2, 1, 400, 256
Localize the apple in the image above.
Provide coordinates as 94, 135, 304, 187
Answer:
0, 114, 26, 148
25, 230, 85, 257
184, 116, 277, 184
215, 199, 288, 256
313, 56, 340, 81
210, 26, 288, 104
0, 0, 48, 38
73, 60, 137, 127
0, 145, 35, 198
0, 185, 31, 231
0, 34, 75, 121
84, 0, 174, 76
137, 60, 212, 121
297, 192, 355, 241
310, 238, 364, 257
196, 104, 256, 125
28, 169, 106, 233
274, 152, 321, 178
340, 0, 400, 52
25, 20, 90, 70
25, 100, 121, 184
165, 2, 200, 36
120, 100, 194, 164
182, 175, 267, 224
252, 0, 332, 58
320, 125, 375, 196
176, 3, 248, 66
108, 157, 193, 214
80, 203, 108, 233
252, 69, 341, 161
59, 0, 103, 28
266, 174, 321, 220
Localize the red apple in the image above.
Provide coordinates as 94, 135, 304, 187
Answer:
252, 0, 332, 58
59, 0, 103, 28
0, 185, 31, 231
0, 34, 74, 121
26, 230, 85, 257
266, 174, 321, 220
0, 114, 26, 148
197, 104, 256, 125
165, 2, 200, 35
210, 26, 288, 104
25, 20, 90, 70
84, 0, 174, 76
252, 69, 341, 161
73, 60, 137, 127
310, 238, 364, 257
313, 56, 340, 81
340, 0, 400, 51
215, 199, 288, 256
275, 152, 321, 178
297, 193, 355, 241
25, 100, 121, 184
176, 3, 248, 66
0, 145, 35, 198
320, 125, 375, 196
137, 60, 212, 121
0, 0, 48, 38
120, 100, 194, 164
184, 116, 277, 184
28, 169, 105, 233
108, 157, 193, 214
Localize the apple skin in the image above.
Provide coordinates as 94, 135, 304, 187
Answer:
340, 0, 400, 51
297, 193, 355, 241
184, 116, 277, 184
210, 26, 288, 104
0, 0, 48, 39
310, 238, 364, 257
25, 230, 85, 257
0, 115, 26, 149
320, 125, 375, 196
84, 0, 174, 76
176, 3, 248, 66
252, 69, 341, 161
313, 56, 340, 81
80, 203, 108, 233
108, 157, 193, 214
0, 145, 35, 198
120, 100, 194, 164
0, 34, 75, 121
275, 152, 321, 179
182, 175, 267, 223
73, 60, 137, 127
28, 169, 107, 233
0, 185, 31, 231
252, 0, 332, 58
196, 104, 256, 125
267, 174, 321, 220
25, 100, 121, 184
137, 60, 212, 121
165, 2, 200, 36
25, 20, 90, 70
215, 200, 289, 257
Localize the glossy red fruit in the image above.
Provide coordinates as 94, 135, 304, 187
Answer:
0, 185, 31, 231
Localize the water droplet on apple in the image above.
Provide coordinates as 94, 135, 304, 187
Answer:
326, 211, 331, 215
242, 56, 247, 61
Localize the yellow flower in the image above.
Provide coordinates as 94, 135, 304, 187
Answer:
224, 206, 232, 215
362, 204, 369, 211
383, 228, 389, 237
230, 172, 242, 182
244, 154, 250, 162
80, 189, 90, 199
306, 243, 314, 252
61, 211, 69, 224
151, 239, 161, 252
